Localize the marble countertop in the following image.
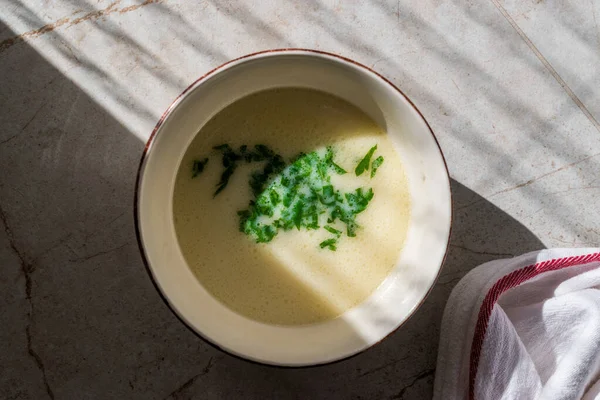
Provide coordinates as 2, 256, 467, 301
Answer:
1, 1, 599, 398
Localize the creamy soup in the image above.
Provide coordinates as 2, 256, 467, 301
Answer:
172, 88, 410, 325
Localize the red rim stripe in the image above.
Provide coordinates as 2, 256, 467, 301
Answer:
468, 252, 600, 399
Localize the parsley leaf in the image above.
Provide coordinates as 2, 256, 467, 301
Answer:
325, 146, 347, 174
191, 158, 209, 178
213, 144, 242, 196
319, 238, 338, 251
355, 145, 377, 176
324, 225, 342, 237
371, 156, 384, 178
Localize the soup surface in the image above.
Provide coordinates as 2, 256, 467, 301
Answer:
173, 88, 410, 325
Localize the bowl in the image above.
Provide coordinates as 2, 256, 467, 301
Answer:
135, 49, 451, 366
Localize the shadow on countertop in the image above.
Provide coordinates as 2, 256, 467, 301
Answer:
0, 21, 544, 400
212, 180, 545, 400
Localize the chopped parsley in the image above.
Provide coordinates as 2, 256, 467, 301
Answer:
355, 145, 377, 176
319, 238, 338, 251
191, 143, 384, 250
324, 225, 342, 236
371, 156, 384, 178
239, 148, 374, 249
191, 158, 209, 178
320, 225, 343, 250
211, 144, 283, 197
213, 144, 241, 196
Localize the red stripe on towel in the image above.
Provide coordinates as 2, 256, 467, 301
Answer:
469, 252, 600, 400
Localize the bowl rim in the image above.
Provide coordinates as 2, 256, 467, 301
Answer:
134, 48, 453, 367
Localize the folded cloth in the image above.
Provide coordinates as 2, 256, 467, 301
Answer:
434, 248, 600, 400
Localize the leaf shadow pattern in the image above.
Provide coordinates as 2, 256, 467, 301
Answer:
0, 8, 550, 399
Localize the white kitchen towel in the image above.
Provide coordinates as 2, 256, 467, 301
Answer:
434, 248, 600, 400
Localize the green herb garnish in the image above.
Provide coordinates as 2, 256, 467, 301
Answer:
213, 144, 241, 196
324, 225, 342, 237
209, 144, 283, 196
355, 145, 378, 176
371, 156, 384, 178
325, 146, 347, 174
249, 154, 286, 196
192, 158, 209, 178
191, 143, 383, 250
321, 225, 342, 251
319, 238, 338, 251
238, 148, 373, 249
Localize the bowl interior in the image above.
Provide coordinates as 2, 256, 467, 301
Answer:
137, 51, 451, 366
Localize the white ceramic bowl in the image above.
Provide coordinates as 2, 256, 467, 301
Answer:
135, 49, 451, 366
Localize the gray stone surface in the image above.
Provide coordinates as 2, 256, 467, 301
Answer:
0, 1, 598, 399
